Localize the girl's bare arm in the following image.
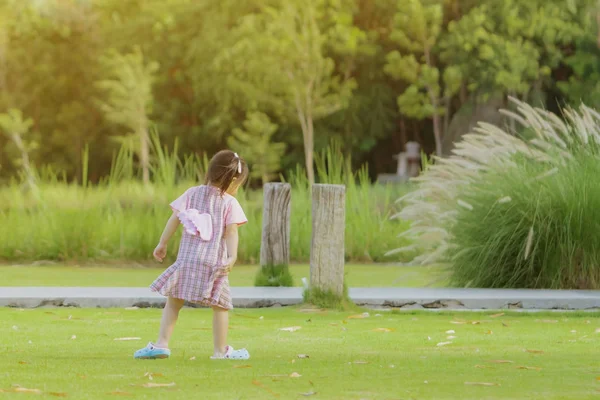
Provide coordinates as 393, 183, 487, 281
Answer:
153, 212, 180, 262
159, 212, 181, 245
224, 223, 239, 270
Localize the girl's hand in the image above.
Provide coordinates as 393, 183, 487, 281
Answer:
222, 257, 236, 274
153, 243, 167, 263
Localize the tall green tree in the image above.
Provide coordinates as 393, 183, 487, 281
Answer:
228, 112, 285, 185
97, 47, 159, 184
384, 0, 461, 157
216, 0, 356, 184
440, 0, 585, 102
558, 1, 600, 107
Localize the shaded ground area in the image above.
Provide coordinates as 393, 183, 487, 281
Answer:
1, 308, 598, 399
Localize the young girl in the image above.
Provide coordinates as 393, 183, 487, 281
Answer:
134, 150, 250, 360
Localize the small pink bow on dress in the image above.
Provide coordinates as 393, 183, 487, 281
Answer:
177, 209, 213, 241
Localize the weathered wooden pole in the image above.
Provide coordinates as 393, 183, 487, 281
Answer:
260, 183, 292, 268
310, 184, 345, 296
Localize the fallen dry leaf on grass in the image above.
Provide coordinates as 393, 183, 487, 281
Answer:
233, 365, 252, 369
6, 386, 43, 394
447, 335, 457, 340
299, 391, 317, 397
348, 313, 370, 319
465, 382, 500, 386
114, 337, 141, 341
70, 335, 77, 340
525, 349, 544, 354
446, 330, 455, 334
490, 313, 505, 318
189, 357, 196, 361
49, 392, 68, 397
141, 382, 175, 388
252, 380, 279, 397
475, 365, 491, 369
436, 341, 452, 347
516, 366, 542, 371
279, 326, 301, 332
484, 330, 493, 335
488, 360, 514, 364
108, 391, 133, 396
298, 354, 309, 359
143, 372, 164, 380
289, 372, 302, 378
18, 361, 28, 365
372, 328, 394, 332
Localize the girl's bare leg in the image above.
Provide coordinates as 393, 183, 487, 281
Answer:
155, 297, 185, 348
211, 306, 229, 356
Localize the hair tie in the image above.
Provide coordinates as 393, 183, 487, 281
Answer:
234, 152, 242, 174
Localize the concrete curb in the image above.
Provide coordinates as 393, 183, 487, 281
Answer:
1, 287, 600, 310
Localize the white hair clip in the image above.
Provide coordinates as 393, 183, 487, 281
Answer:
234, 152, 242, 174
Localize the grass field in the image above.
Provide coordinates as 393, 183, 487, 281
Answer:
0, 264, 448, 288
1, 308, 599, 399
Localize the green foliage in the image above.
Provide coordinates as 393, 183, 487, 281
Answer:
0, 109, 37, 188
450, 154, 600, 289
254, 264, 294, 287
215, 0, 357, 183
97, 47, 159, 183
0, 139, 411, 264
557, 4, 600, 107
228, 112, 285, 184
440, 0, 586, 98
384, 0, 445, 119
97, 48, 159, 131
0, 0, 596, 186
395, 99, 600, 289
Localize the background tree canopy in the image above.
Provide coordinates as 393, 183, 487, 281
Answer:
0, 0, 597, 183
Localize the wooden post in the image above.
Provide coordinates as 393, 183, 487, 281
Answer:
310, 184, 345, 296
260, 183, 292, 268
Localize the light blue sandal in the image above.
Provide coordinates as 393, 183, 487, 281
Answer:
210, 345, 250, 360
134, 342, 171, 359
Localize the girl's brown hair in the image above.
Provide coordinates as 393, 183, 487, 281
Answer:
205, 150, 249, 194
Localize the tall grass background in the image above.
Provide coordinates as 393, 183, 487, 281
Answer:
393, 99, 600, 289
0, 138, 411, 264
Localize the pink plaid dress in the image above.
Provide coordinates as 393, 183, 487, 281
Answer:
150, 185, 247, 310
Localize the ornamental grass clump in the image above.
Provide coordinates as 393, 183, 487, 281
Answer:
390, 99, 600, 289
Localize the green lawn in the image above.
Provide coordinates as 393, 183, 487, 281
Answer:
0, 264, 448, 288
1, 308, 598, 399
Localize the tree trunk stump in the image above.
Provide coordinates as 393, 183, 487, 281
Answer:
260, 183, 292, 268
310, 184, 345, 296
